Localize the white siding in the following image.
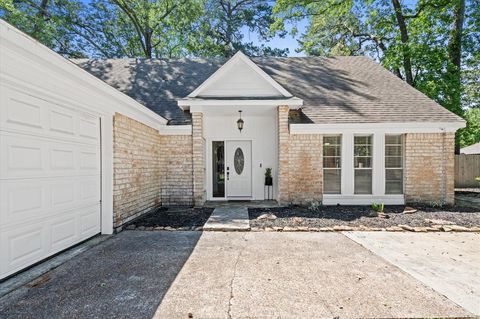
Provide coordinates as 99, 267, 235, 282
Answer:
198, 58, 284, 98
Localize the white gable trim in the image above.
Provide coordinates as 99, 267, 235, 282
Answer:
187, 51, 293, 98
178, 98, 303, 110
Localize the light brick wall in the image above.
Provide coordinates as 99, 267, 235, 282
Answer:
405, 132, 455, 205
113, 113, 161, 228
113, 113, 194, 229
288, 134, 323, 205
277, 106, 323, 205
192, 112, 205, 206
159, 134, 193, 206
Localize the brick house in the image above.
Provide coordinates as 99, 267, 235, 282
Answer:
76, 51, 464, 219
0, 21, 464, 279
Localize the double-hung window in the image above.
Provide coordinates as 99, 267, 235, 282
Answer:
385, 135, 404, 194
354, 135, 373, 194
323, 135, 341, 194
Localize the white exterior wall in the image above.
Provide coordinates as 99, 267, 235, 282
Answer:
204, 113, 278, 200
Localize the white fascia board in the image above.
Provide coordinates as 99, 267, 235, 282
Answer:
290, 122, 466, 134
158, 125, 192, 135
179, 98, 303, 110
187, 51, 293, 98
323, 195, 405, 205
0, 20, 168, 128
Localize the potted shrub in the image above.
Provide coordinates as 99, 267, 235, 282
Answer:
265, 168, 273, 186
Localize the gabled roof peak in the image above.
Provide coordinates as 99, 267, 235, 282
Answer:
187, 50, 293, 99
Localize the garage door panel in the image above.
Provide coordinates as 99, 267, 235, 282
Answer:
80, 178, 101, 202
79, 148, 100, 171
80, 207, 101, 237
1, 204, 100, 278
1, 90, 45, 131
0, 87, 99, 146
1, 133, 100, 178
2, 184, 45, 219
1, 177, 100, 228
49, 109, 76, 136
50, 147, 76, 170
50, 217, 77, 250
1, 225, 47, 275
78, 115, 100, 141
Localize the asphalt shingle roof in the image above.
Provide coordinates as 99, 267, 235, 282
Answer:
73, 56, 463, 125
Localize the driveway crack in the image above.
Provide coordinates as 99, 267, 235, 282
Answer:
227, 233, 248, 319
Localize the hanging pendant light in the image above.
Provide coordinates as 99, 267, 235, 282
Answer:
237, 110, 244, 132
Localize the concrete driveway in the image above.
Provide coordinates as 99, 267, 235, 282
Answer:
154, 232, 470, 318
346, 231, 480, 315
0, 231, 476, 319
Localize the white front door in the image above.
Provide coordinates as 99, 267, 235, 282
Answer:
226, 140, 252, 197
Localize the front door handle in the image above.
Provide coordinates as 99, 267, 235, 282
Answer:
227, 172, 229, 180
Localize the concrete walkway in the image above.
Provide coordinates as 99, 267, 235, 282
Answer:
203, 207, 250, 231
346, 231, 480, 315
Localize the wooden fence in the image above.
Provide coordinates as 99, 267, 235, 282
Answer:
455, 154, 480, 188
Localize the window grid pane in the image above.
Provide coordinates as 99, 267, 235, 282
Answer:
354, 135, 373, 194
323, 135, 342, 194
385, 135, 404, 194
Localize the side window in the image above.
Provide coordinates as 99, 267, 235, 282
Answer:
385, 135, 404, 194
323, 135, 341, 194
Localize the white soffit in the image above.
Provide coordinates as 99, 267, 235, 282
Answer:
187, 51, 293, 98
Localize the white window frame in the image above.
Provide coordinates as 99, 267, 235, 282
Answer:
353, 134, 374, 194
385, 134, 404, 194
322, 135, 342, 194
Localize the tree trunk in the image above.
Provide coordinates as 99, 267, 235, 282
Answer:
446, 0, 466, 116
391, 0, 414, 86
33, 0, 50, 35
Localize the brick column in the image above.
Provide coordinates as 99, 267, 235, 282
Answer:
404, 132, 455, 205
192, 112, 205, 206
277, 106, 290, 204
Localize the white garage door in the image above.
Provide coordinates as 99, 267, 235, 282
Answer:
0, 87, 101, 280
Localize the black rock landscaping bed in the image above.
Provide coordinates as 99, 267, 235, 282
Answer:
249, 205, 480, 232
456, 188, 480, 199
124, 207, 213, 231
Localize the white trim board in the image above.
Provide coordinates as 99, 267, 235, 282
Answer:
290, 122, 465, 134
323, 195, 405, 205
187, 51, 293, 99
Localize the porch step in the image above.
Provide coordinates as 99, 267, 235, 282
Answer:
203, 207, 250, 231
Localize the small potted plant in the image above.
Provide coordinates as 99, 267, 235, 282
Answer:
265, 168, 273, 186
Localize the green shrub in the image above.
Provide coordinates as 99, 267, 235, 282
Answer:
371, 202, 384, 213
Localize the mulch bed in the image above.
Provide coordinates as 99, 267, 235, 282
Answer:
124, 207, 213, 230
249, 205, 480, 230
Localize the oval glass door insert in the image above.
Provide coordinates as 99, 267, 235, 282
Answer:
234, 147, 244, 175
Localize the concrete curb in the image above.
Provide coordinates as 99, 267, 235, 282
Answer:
250, 225, 480, 232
